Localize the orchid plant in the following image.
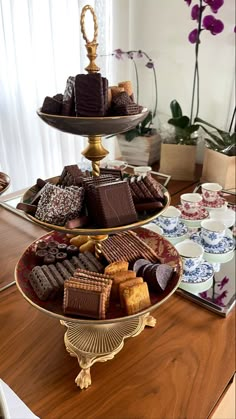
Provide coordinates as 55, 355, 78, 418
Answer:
185, 0, 224, 124
168, 0, 225, 145
185, 0, 236, 155
104, 49, 158, 141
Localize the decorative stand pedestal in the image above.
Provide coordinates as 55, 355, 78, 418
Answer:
61, 313, 156, 389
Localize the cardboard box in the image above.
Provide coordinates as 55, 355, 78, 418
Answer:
201, 148, 236, 190
159, 143, 197, 181
117, 133, 161, 166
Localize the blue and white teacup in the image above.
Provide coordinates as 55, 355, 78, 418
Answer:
175, 240, 204, 273
158, 206, 181, 233
201, 219, 226, 246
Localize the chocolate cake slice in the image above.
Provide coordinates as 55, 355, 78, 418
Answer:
41, 96, 62, 115
86, 181, 138, 228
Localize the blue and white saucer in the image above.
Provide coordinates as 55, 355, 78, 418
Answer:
154, 221, 188, 244
190, 232, 235, 264
179, 261, 214, 293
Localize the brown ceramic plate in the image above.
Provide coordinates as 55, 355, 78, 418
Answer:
15, 228, 182, 325
0, 172, 10, 195
21, 176, 170, 235
36, 108, 149, 136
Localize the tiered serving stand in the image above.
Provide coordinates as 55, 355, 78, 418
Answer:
15, 5, 183, 389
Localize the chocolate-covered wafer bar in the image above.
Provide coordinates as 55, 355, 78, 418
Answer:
16, 202, 37, 215
75, 73, 106, 117
41, 265, 61, 296
29, 266, 53, 300
84, 251, 104, 273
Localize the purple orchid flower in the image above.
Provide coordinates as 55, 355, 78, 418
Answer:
188, 28, 199, 43
127, 51, 134, 59
214, 290, 228, 306
113, 48, 123, 59
146, 60, 154, 69
217, 276, 229, 290
185, 0, 192, 5
203, 15, 224, 34
203, 0, 224, 13
191, 4, 200, 20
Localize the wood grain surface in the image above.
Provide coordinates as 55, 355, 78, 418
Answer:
0, 181, 235, 419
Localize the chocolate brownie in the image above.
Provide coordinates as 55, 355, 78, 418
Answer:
41, 96, 62, 115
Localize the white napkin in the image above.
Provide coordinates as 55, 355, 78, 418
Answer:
0, 379, 39, 419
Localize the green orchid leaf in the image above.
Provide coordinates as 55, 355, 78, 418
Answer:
170, 100, 183, 118
200, 126, 226, 147
141, 111, 152, 131
230, 132, 236, 144
124, 128, 139, 142
184, 124, 200, 134
168, 116, 190, 129
195, 117, 230, 142
204, 139, 221, 151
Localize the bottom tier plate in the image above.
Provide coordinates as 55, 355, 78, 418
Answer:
15, 228, 182, 325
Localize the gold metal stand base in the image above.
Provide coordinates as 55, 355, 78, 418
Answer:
61, 313, 156, 389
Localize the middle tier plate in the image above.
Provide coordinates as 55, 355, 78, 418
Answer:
22, 176, 170, 235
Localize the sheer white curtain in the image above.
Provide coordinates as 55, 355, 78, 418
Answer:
0, 0, 113, 192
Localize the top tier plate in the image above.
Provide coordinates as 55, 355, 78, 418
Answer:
22, 176, 170, 236
37, 108, 149, 137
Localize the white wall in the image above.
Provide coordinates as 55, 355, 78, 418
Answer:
110, 0, 235, 161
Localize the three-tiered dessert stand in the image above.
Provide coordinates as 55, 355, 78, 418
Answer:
15, 5, 182, 389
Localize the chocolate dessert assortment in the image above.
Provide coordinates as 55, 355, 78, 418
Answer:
41, 73, 142, 118
18, 164, 166, 229
0, 172, 10, 193
27, 230, 174, 318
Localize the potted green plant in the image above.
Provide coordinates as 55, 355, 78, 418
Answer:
159, 0, 225, 180
159, 100, 200, 180
196, 116, 236, 189
104, 49, 161, 165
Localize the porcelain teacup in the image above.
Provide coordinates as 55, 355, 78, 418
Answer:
158, 206, 181, 233
201, 219, 226, 246
175, 240, 204, 273
201, 183, 222, 203
209, 208, 235, 229
104, 160, 128, 171
134, 166, 152, 177
180, 193, 202, 216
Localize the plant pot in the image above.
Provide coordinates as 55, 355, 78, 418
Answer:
117, 132, 162, 166
201, 148, 236, 189
159, 143, 197, 180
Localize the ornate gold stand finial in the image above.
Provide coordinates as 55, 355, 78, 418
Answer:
80, 5, 100, 73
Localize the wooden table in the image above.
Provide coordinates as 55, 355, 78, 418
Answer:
0, 179, 235, 419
